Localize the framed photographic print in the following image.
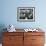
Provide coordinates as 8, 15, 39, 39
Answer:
17, 7, 35, 22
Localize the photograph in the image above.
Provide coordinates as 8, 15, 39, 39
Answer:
17, 7, 35, 22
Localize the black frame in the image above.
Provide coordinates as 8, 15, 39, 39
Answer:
17, 7, 35, 22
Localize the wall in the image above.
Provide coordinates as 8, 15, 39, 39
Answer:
0, 0, 46, 30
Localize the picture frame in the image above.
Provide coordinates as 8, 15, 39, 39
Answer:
17, 7, 35, 22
